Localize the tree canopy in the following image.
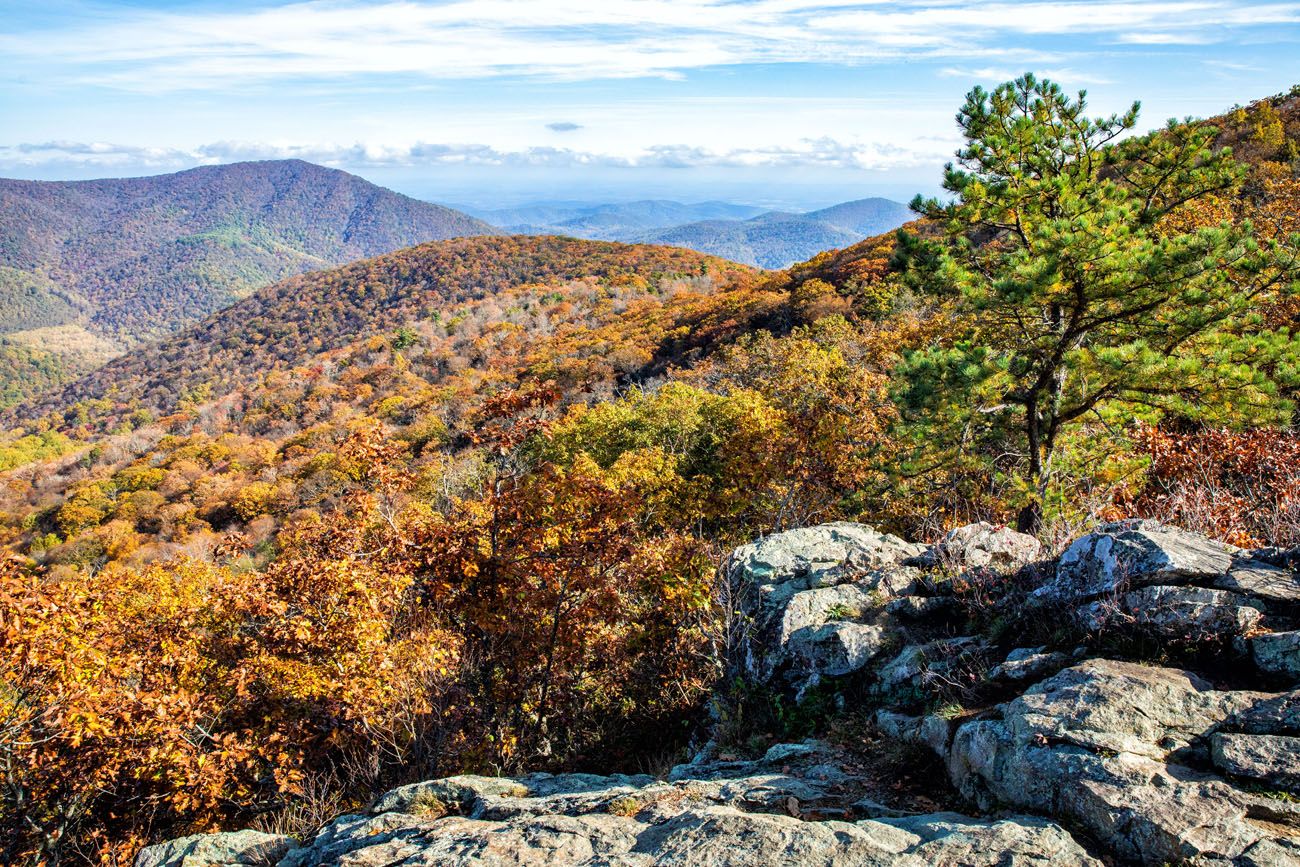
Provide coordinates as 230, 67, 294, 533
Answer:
896, 73, 1300, 531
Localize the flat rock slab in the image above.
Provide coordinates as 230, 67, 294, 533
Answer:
1078, 585, 1264, 637
1213, 732, 1300, 790
1216, 560, 1300, 604
142, 791, 1100, 867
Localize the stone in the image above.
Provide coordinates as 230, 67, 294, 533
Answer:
777, 584, 881, 647
1228, 690, 1300, 736
875, 813, 1103, 866
875, 710, 953, 758
1042, 520, 1236, 602
875, 637, 983, 692
789, 621, 889, 680
1216, 560, 1300, 604
919, 522, 1043, 572
1251, 631, 1300, 680
168, 785, 1099, 867
947, 658, 1299, 864
730, 525, 922, 688
988, 647, 1070, 684
1212, 732, 1300, 790
1079, 585, 1264, 638
727, 522, 922, 595
369, 772, 655, 815
762, 741, 819, 764
135, 831, 295, 867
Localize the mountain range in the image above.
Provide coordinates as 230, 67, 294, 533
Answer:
5, 82, 1300, 867
0, 159, 497, 405
468, 196, 915, 268
12, 235, 751, 430
464, 199, 768, 234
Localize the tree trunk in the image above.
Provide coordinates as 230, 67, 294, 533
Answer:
1016, 498, 1042, 534
1019, 394, 1045, 535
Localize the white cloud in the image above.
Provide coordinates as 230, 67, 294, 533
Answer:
937, 66, 1114, 85
2, 0, 1297, 92
0, 135, 953, 173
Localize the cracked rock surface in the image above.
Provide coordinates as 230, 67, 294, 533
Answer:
141, 746, 1102, 867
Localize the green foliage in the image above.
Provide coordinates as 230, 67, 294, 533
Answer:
0, 267, 83, 333
0, 338, 79, 409
390, 326, 419, 350
896, 73, 1300, 530
0, 429, 75, 471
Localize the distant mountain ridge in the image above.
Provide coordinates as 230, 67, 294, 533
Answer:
635, 197, 914, 269
0, 159, 497, 405
468, 199, 769, 238
469, 196, 914, 269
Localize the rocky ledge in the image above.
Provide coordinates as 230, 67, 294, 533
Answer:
140, 519, 1300, 866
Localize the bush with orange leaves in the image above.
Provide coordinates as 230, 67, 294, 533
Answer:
1133, 425, 1300, 547
0, 489, 460, 865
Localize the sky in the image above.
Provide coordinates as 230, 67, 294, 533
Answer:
3, 1, 1300, 209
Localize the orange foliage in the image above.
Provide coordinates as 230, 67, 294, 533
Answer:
1132, 425, 1300, 547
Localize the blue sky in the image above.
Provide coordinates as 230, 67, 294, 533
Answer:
3, 1, 1300, 209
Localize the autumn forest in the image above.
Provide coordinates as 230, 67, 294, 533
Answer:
3, 77, 1300, 865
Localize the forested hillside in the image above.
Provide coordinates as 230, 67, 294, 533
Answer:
2, 78, 1299, 866
0, 160, 497, 405
10, 236, 752, 430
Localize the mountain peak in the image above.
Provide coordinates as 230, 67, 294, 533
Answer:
0, 160, 498, 406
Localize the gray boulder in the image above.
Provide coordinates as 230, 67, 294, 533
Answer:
875, 637, 986, 694
136, 831, 295, 867
727, 523, 922, 688
948, 658, 1300, 864
727, 523, 923, 593
1250, 630, 1300, 680
1212, 732, 1300, 790
1078, 585, 1264, 637
789, 621, 889, 682
988, 647, 1071, 684
919, 522, 1043, 572
874, 710, 954, 758
1041, 520, 1236, 602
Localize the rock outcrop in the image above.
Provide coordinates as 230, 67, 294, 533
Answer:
948, 659, 1300, 864
139, 520, 1300, 867
1041, 519, 1238, 601
725, 522, 923, 692
140, 745, 1101, 867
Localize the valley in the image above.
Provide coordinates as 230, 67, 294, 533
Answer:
1, 71, 1299, 867
467, 196, 914, 268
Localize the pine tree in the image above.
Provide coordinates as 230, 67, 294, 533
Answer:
896, 73, 1300, 533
